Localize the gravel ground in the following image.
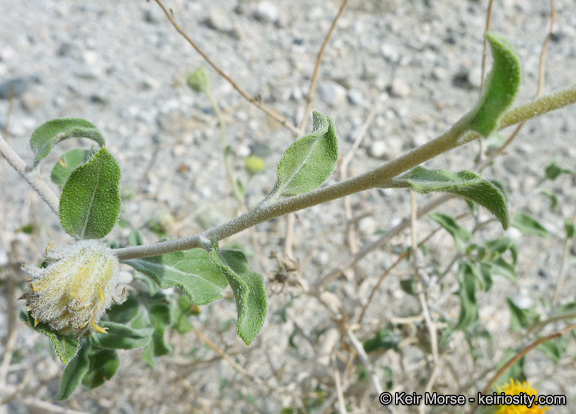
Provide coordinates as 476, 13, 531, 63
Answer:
1, 0, 576, 413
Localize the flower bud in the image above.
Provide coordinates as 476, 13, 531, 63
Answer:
20, 240, 123, 336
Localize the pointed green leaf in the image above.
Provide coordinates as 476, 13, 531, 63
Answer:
20, 310, 80, 365
59, 147, 122, 239
565, 220, 575, 239
54, 342, 90, 401
467, 32, 522, 137
125, 249, 228, 305
31, 118, 105, 166
267, 111, 339, 202
82, 349, 120, 389
146, 303, 173, 357
507, 298, 539, 331
389, 166, 509, 229
209, 244, 268, 345
51, 149, 93, 188
429, 213, 471, 251
511, 212, 549, 238
545, 160, 574, 181
455, 262, 479, 330
91, 322, 153, 349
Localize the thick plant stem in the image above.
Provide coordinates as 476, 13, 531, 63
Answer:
0, 133, 60, 217
115, 119, 467, 260
113, 87, 576, 261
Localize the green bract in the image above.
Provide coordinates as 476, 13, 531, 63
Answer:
59, 147, 122, 239
266, 111, 339, 203
30, 118, 105, 166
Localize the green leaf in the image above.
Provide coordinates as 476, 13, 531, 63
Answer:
54, 342, 91, 401
267, 111, 339, 202
172, 294, 196, 334
129, 229, 144, 246
30, 118, 105, 166
147, 303, 173, 357
209, 243, 268, 345
51, 149, 93, 188
429, 213, 471, 251
539, 189, 558, 210
125, 249, 228, 305
545, 160, 574, 181
455, 262, 479, 330
107, 293, 140, 324
506, 298, 539, 331
389, 166, 509, 229
59, 147, 122, 239
82, 349, 120, 389
91, 322, 153, 349
511, 212, 549, 238
538, 338, 568, 364
363, 329, 402, 353
564, 220, 575, 239
20, 310, 80, 365
467, 32, 522, 137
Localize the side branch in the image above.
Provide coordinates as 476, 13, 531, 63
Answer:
0, 133, 60, 217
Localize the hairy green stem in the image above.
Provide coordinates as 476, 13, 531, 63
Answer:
0, 132, 60, 216
113, 87, 576, 261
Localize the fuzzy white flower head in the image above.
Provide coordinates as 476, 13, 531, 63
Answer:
20, 239, 123, 336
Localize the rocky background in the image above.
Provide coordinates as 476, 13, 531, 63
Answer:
1, 0, 576, 413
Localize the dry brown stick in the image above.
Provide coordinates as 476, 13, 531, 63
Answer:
298, 0, 351, 132
332, 354, 347, 414
319, 193, 455, 286
193, 328, 268, 388
536, 0, 557, 97
346, 329, 383, 395
153, 0, 299, 134
410, 190, 439, 366
468, 322, 576, 414
480, 0, 495, 90
357, 227, 438, 324
340, 108, 377, 254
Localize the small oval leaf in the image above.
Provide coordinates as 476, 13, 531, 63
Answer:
59, 147, 122, 239
467, 32, 522, 137
266, 111, 339, 203
51, 148, 93, 188
31, 118, 105, 166
388, 166, 509, 229
125, 249, 229, 305
209, 244, 267, 345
